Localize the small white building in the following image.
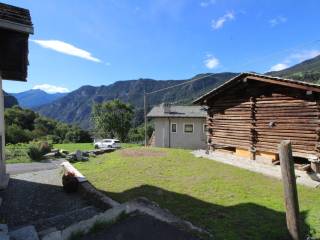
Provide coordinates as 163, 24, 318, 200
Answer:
147, 104, 207, 149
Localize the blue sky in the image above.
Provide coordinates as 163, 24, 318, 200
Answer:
3, 0, 320, 93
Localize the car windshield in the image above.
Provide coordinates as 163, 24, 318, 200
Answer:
114, 140, 120, 143
103, 140, 111, 143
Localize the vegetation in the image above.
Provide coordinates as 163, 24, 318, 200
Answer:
75, 147, 320, 240
92, 99, 134, 142
27, 142, 52, 161
127, 123, 154, 144
5, 106, 91, 144
5, 143, 31, 164
268, 55, 320, 83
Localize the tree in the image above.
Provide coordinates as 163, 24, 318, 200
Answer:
91, 99, 134, 142
128, 123, 154, 143
5, 107, 92, 144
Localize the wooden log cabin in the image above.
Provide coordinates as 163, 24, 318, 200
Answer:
194, 72, 320, 173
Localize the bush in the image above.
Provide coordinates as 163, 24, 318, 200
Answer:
27, 142, 52, 161
27, 145, 43, 161
5, 124, 33, 144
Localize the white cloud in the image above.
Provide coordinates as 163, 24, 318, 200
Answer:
269, 49, 320, 72
200, 0, 216, 7
31, 40, 101, 63
211, 12, 234, 30
269, 16, 287, 27
289, 50, 320, 62
204, 55, 220, 69
269, 63, 288, 71
33, 84, 70, 94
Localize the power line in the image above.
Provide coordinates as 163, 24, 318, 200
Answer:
146, 39, 320, 96
146, 73, 217, 95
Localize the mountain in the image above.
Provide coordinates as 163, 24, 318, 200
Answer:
10, 89, 67, 108
4, 91, 18, 108
34, 54, 320, 129
35, 72, 237, 128
267, 54, 320, 83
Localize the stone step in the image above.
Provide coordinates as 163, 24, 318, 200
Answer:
31, 206, 102, 232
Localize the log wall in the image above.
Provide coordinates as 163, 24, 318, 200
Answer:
206, 80, 320, 159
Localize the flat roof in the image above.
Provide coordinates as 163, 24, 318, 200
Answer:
147, 105, 206, 118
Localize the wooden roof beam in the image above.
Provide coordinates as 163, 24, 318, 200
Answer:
245, 76, 320, 93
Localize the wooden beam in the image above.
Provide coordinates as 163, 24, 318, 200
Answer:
246, 76, 320, 93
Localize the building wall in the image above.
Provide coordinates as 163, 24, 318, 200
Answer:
206, 79, 320, 160
154, 117, 207, 149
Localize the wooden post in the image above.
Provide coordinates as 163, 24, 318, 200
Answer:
0, 72, 9, 189
144, 91, 147, 147
278, 140, 301, 240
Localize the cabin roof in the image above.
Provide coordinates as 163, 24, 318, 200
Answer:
193, 72, 320, 104
0, 2, 33, 34
147, 105, 206, 118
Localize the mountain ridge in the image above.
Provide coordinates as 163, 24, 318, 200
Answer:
4, 91, 18, 108
34, 54, 320, 128
35, 72, 237, 128
10, 89, 67, 108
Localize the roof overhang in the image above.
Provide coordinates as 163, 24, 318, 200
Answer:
0, 3, 33, 81
0, 19, 33, 34
193, 72, 320, 105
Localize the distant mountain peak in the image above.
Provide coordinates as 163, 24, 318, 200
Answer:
10, 89, 67, 109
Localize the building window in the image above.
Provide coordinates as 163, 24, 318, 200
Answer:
203, 124, 208, 133
171, 123, 177, 133
184, 124, 194, 133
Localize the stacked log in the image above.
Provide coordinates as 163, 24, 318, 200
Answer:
206, 83, 320, 159
255, 96, 318, 157
208, 98, 252, 149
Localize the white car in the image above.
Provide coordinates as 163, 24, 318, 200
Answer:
94, 139, 121, 149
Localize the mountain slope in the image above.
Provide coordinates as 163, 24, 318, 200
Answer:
11, 89, 67, 108
35, 72, 237, 128
4, 91, 18, 108
268, 54, 320, 83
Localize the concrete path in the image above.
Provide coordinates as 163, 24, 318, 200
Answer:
0, 168, 101, 231
6, 159, 65, 175
192, 150, 320, 188
80, 213, 200, 240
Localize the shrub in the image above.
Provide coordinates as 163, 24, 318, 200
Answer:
27, 141, 52, 161
27, 145, 43, 161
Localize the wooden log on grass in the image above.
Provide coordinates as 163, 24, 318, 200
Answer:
278, 140, 301, 240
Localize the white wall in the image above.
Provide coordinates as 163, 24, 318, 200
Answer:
154, 117, 207, 149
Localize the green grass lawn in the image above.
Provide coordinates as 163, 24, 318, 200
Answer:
54, 143, 95, 152
54, 143, 140, 152
5, 144, 32, 164
5, 142, 140, 164
75, 147, 320, 240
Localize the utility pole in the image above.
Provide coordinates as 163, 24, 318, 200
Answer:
144, 91, 147, 147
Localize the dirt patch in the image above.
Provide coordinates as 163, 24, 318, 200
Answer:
120, 148, 167, 158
